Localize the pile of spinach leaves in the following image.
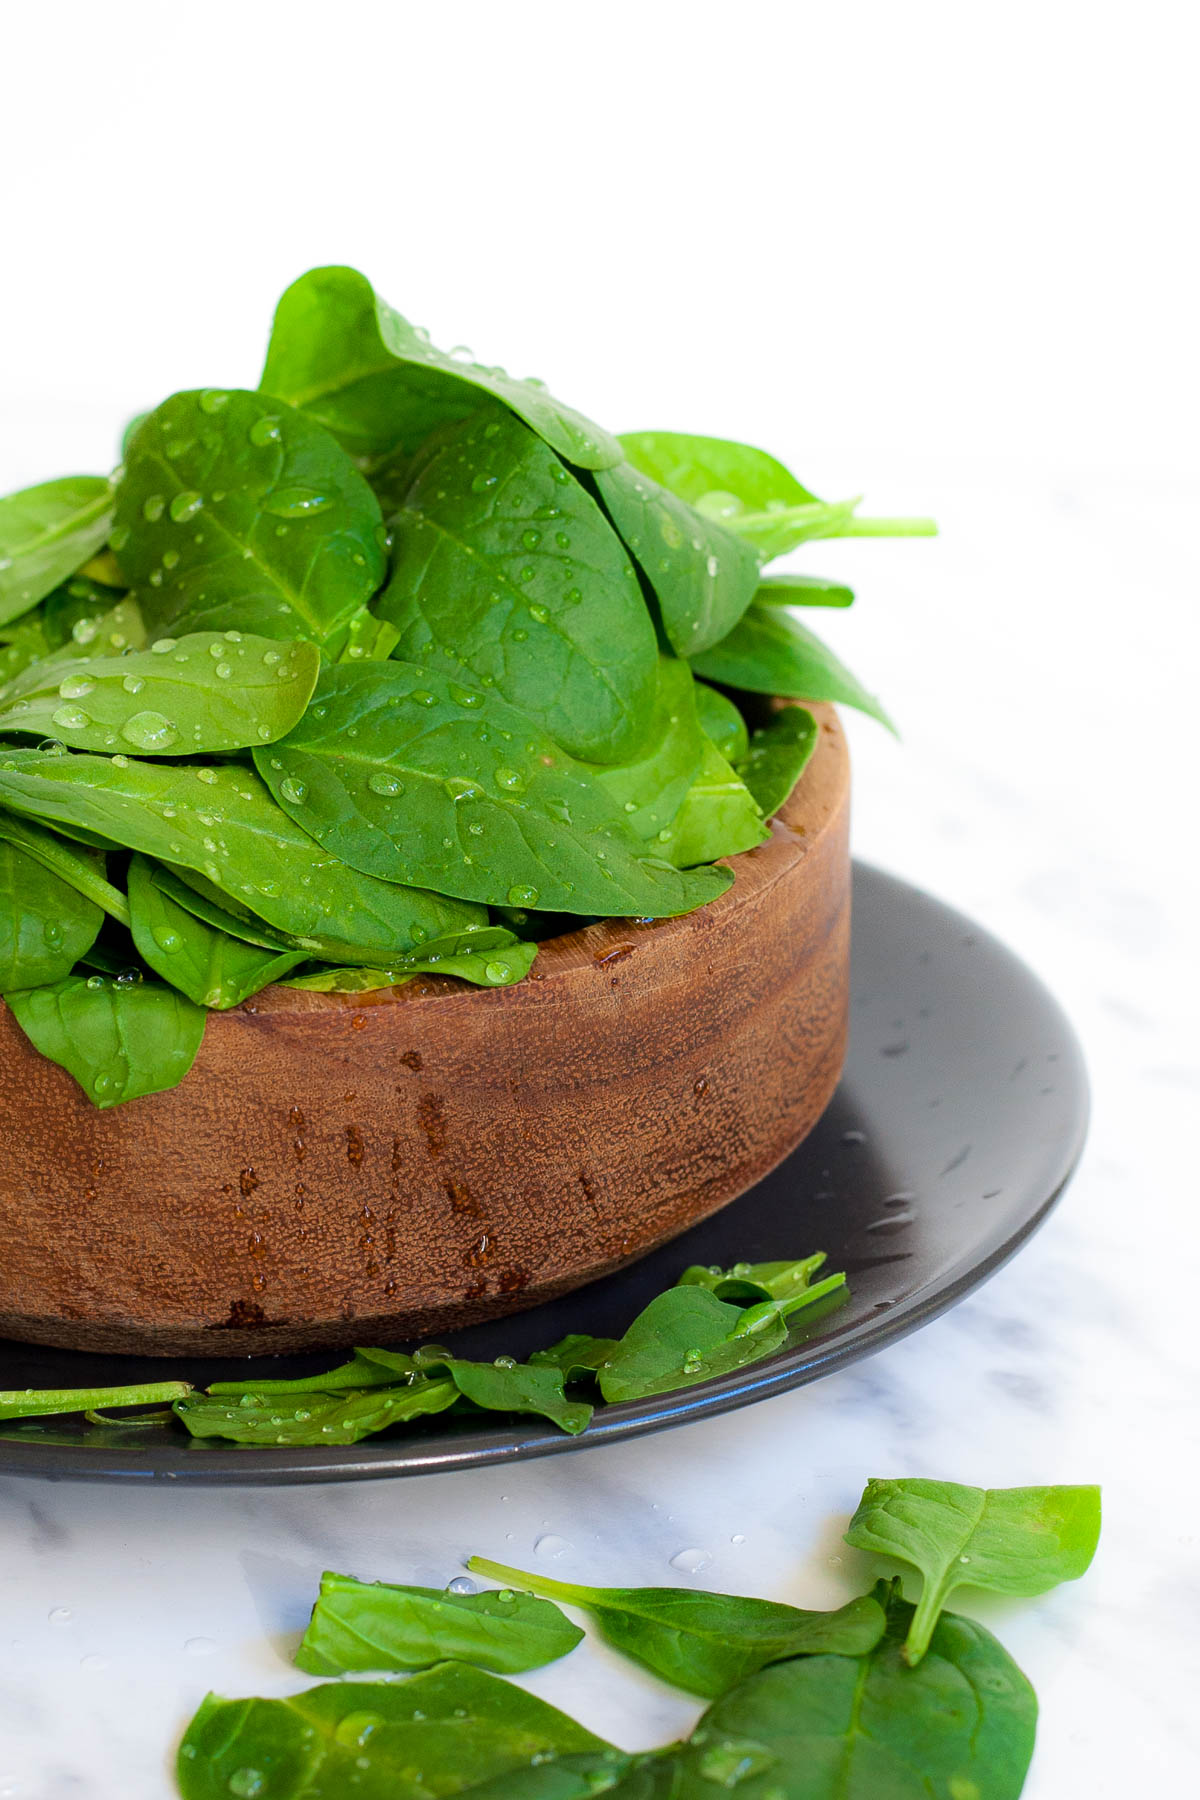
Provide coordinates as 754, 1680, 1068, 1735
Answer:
174, 1475, 1100, 1799
0, 1252, 846, 1448
0, 267, 933, 1104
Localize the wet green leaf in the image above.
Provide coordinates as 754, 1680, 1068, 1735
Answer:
174, 1378, 460, 1446
3, 972, 205, 1106
295, 1570, 583, 1676
0, 836, 102, 987
690, 604, 894, 731
667, 736, 766, 868
0, 1380, 191, 1422
127, 854, 305, 1008
261, 264, 622, 470
735, 706, 819, 817
115, 388, 386, 644
0, 475, 114, 627
692, 680, 748, 763
377, 408, 656, 761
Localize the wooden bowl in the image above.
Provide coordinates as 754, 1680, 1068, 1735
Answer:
0, 707, 850, 1356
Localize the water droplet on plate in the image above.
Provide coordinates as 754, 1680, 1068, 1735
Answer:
533, 1533, 572, 1560
669, 1548, 713, 1575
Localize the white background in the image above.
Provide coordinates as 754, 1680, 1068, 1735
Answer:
1, 3, 1198, 1796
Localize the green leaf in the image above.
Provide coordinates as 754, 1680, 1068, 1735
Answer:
254, 661, 732, 918
676, 1254, 832, 1306
0, 476, 114, 627
593, 460, 762, 655
177, 1661, 610, 1800
324, 606, 402, 664
0, 836, 102, 987
261, 264, 622, 471
2, 597, 147, 706
735, 707, 819, 818
619, 433, 936, 560
692, 680, 748, 763
3, 973, 205, 1106
283, 930, 538, 991
591, 657, 708, 843
0, 610, 51, 688
756, 572, 854, 608
174, 1379, 460, 1446
0, 629, 320, 755
114, 388, 386, 644
690, 604, 894, 731
376, 408, 657, 761
294, 1570, 584, 1676
0, 748, 484, 962
667, 736, 767, 869
468, 1558, 885, 1699
668, 1582, 1036, 1800
206, 1351, 403, 1397
127, 854, 305, 1008
41, 574, 129, 648
353, 1347, 594, 1436
597, 1286, 788, 1403
527, 1334, 620, 1383
845, 1479, 1102, 1665
0, 1380, 191, 1422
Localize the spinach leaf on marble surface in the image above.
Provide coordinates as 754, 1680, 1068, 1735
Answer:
690, 603, 894, 730
3, 971, 206, 1105
0, 475, 114, 627
376, 408, 657, 761
666, 1580, 1037, 1800
295, 1570, 583, 1676
593, 457, 762, 656
254, 661, 733, 917
467, 1557, 885, 1698
114, 388, 387, 644
0, 629, 320, 755
845, 1479, 1102, 1664
261, 264, 622, 471
178, 1661, 610, 1800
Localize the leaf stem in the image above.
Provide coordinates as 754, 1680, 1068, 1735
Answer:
467, 1555, 583, 1605
833, 517, 939, 538
0, 1380, 192, 1421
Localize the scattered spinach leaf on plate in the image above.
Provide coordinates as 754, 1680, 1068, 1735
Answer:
845, 1478, 1102, 1664
295, 1570, 584, 1676
0, 1380, 191, 1422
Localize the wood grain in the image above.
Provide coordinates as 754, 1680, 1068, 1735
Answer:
0, 706, 851, 1355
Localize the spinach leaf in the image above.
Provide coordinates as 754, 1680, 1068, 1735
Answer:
666, 737, 766, 869
325, 606, 402, 665
0, 836, 102, 987
127, 855, 305, 1008
0, 1380, 191, 1422
0, 748, 485, 960
593, 460, 762, 655
0, 629, 320, 755
468, 1558, 885, 1699
0, 475, 114, 626
668, 1581, 1036, 1800
41, 574, 129, 648
294, 1570, 583, 1676
0, 611, 51, 688
3, 972, 206, 1106
254, 662, 732, 917
0, 805, 126, 921
1, 598, 148, 709
174, 1378, 460, 1446
597, 1287, 788, 1403
464, 1752, 649, 1800
283, 930, 538, 991
114, 389, 386, 645
692, 680, 748, 762
178, 1661, 610, 1800
756, 572, 854, 608
377, 408, 657, 761
528, 1334, 621, 1382
675, 1255, 831, 1305
591, 657, 708, 843
735, 706, 819, 818
261, 264, 622, 471
845, 1479, 1102, 1665
619, 434, 936, 560
206, 1352, 403, 1397
690, 604, 894, 731
354, 1347, 593, 1436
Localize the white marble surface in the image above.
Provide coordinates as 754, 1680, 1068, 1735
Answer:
1, 458, 1197, 1797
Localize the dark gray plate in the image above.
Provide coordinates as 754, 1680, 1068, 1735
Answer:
0, 864, 1088, 1483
